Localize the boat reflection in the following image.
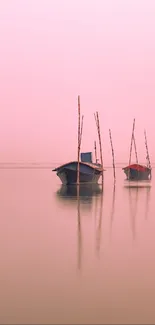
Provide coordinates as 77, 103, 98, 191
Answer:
56, 184, 103, 205
129, 186, 138, 240
109, 184, 116, 238
124, 179, 151, 188
145, 186, 151, 220
77, 186, 82, 270
56, 184, 103, 270
95, 191, 103, 256
124, 182, 151, 240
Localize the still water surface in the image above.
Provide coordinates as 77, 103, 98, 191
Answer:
0, 168, 155, 324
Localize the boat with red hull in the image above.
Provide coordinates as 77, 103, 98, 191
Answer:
123, 119, 152, 181
123, 163, 151, 181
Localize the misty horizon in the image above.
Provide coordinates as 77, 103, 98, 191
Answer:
0, 0, 155, 163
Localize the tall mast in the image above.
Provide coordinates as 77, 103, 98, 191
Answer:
129, 118, 136, 166
133, 135, 138, 164
94, 140, 97, 163
77, 96, 81, 185
144, 129, 151, 169
128, 118, 136, 179
109, 129, 116, 182
94, 112, 104, 187
80, 115, 84, 147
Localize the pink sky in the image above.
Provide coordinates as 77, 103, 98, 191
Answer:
0, 0, 155, 164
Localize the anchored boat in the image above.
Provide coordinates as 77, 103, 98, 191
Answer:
53, 96, 105, 186
123, 119, 152, 181
123, 163, 151, 181
52, 152, 104, 185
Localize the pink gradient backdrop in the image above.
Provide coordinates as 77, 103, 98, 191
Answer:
0, 0, 155, 163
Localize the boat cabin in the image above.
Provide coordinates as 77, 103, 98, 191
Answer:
80, 152, 92, 163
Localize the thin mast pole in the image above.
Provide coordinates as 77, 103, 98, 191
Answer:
77, 95, 81, 185
94, 112, 104, 187
129, 118, 136, 166
94, 140, 97, 163
128, 118, 136, 179
144, 129, 151, 168
80, 115, 84, 147
133, 135, 138, 164
109, 129, 116, 182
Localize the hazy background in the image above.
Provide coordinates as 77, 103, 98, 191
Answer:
0, 0, 155, 164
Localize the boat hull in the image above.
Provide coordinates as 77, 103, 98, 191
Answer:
53, 161, 103, 185
123, 168, 151, 181
57, 168, 101, 185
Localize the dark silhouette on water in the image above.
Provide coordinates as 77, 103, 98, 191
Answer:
109, 184, 116, 239
56, 183, 103, 270
144, 186, 151, 220
123, 119, 151, 181
56, 184, 102, 204
124, 182, 151, 240
95, 192, 104, 257
77, 186, 82, 270
129, 186, 139, 240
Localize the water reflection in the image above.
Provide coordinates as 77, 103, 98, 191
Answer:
56, 184, 103, 270
109, 184, 116, 238
95, 192, 103, 256
77, 186, 82, 270
56, 184, 102, 204
145, 186, 151, 220
124, 182, 151, 240
124, 179, 151, 188
129, 186, 138, 240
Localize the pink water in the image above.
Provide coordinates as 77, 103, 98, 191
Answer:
0, 167, 154, 324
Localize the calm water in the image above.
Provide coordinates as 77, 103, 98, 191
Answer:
0, 167, 155, 324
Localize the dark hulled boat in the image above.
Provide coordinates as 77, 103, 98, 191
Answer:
123, 119, 152, 181
123, 163, 151, 181
52, 152, 104, 185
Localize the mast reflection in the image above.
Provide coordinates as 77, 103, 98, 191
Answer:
109, 184, 116, 238
77, 185, 82, 270
56, 184, 103, 270
129, 186, 138, 240
96, 192, 104, 256
124, 181, 151, 240
145, 186, 151, 220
